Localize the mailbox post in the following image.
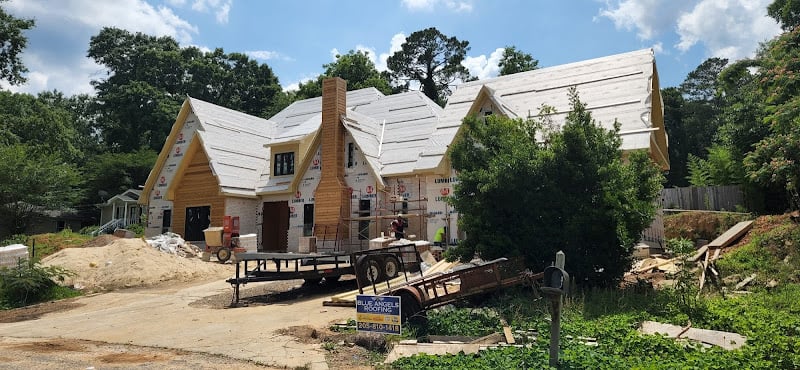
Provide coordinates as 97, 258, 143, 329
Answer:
541, 263, 569, 368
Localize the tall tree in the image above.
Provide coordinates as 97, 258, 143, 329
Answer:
0, 0, 34, 85
0, 144, 82, 238
498, 46, 538, 76
448, 88, 662, 286
768, 0, 800, 30
88, 27, 285, 152
294, 50, 393, 99
662, 58, 728, 187
744, 25, 800, 208
0, 91, 81, 162
387, 27, 471, 105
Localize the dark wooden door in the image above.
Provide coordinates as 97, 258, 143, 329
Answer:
262, 201, 289, 251
185, 206, 210, 241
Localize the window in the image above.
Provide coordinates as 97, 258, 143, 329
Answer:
347, 142, 355, 168
303, 204, 314, 236
273, 152, 295, 176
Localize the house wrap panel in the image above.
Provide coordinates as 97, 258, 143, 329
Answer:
145, 113, 199, 237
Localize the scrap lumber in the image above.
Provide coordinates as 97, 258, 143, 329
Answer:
688, 245, 709, 263
707, 221, 754, 249
634, 257, 680, 273
698, 251, 711, 293
639, 321, 746, 350
734, 273, 757, 290
384, 343, 485, 363
322, 259, 460, 306
503, 326, 516, 344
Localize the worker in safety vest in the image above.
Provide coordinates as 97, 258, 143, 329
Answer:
433, 226, 446, 247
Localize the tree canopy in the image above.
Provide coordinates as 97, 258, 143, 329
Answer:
768, 0, 800, 30
295, 50, 393, 100
387, 27, 471, 105
0, 1, 33, 85
0, 144, 82, 237
88, 27, 286, 152
448, 88, 663, 286
498, 46, 538, 76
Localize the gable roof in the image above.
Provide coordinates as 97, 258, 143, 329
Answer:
424, 48, 668, 170
103, 189, 141, 205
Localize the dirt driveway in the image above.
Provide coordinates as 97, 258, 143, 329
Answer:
0, 278, 360, 369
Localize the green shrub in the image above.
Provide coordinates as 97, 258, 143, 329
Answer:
1, 234, 28, 246
0, 258, 77, 308
666, 237, 696, 256
79, 225, 99, 235
126, 223, 144, 237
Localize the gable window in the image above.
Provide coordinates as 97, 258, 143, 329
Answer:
274, 152, 295, 176
347, 142, 355, 168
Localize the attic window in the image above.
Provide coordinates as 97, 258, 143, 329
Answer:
347, 142, 355, 168
274, 152, 295, 176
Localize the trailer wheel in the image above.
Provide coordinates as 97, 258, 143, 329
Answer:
216, 248, 232, 263
324, 275, 341, 283
357, 255, 385, 284
398, 290, 425, 324
383, 255, 401, 279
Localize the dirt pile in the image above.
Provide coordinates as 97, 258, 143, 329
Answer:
41, 238, 234, 292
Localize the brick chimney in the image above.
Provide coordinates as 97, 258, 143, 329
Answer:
314, 78, 349, 240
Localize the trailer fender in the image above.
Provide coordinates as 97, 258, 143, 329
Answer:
393, 286, 427, 324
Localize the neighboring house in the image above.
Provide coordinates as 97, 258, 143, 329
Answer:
98, 189, 144, 229
140, 48, 669, 251
25, 208, 93, 235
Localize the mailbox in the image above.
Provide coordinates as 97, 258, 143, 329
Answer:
541, 266, 570, 297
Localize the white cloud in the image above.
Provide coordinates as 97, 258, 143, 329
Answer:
283, 76, 314, 92
401, 0, 472, 13
246, 50, 292, 61
652, 41, 664, 55
675, 0, 780, 59
378, 33, 406, 71
598, 0, 690, 40
3, 0, 200, 95
191, 0, 232, 24
166, 0, 187, 6
598, 0, 781, 61
462, 47, 504, 80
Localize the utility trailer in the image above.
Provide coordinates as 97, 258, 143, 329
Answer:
226, 243, 422, 305
355, 257, 543, 323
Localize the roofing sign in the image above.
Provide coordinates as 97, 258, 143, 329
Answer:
356, 295, 401, 335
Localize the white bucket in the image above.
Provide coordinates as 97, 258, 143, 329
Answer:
238, 234, 257, 253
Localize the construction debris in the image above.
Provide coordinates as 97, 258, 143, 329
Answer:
639, 321, 746, 350
146, 232, 202, 257
734, 273, 757, 290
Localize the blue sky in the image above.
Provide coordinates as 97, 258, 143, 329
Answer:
4, 0, 783, 97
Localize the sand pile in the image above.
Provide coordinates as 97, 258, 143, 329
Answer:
41, 238, 234, 292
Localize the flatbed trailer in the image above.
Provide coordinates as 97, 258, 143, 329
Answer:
356, 257, 543, 323
226, 243, 422, 305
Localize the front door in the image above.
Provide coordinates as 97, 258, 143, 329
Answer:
185, 206, 210, 241
262, 201, 289, 251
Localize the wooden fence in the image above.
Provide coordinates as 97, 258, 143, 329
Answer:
660, 185, 745, 212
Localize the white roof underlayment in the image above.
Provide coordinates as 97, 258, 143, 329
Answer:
178, 48, 661, 196
422, 48, 660, 171
188, 98, 275, 196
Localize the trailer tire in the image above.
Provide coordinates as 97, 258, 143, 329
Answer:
216, 248, 232, 263
383, 255, 401, 279
397, 290, 425, 324
357, 255, 385, 285
324, 275, 341, 283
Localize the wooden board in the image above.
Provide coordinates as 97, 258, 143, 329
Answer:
707, 221, 754, 248
323, 259, 460, 306
640, 321, 746, 350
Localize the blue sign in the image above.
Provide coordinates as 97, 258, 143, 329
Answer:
356, 294, 401, 335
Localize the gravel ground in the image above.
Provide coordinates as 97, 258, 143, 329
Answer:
0, 337, 281, 369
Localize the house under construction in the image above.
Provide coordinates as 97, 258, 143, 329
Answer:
139, 48, 669, 252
